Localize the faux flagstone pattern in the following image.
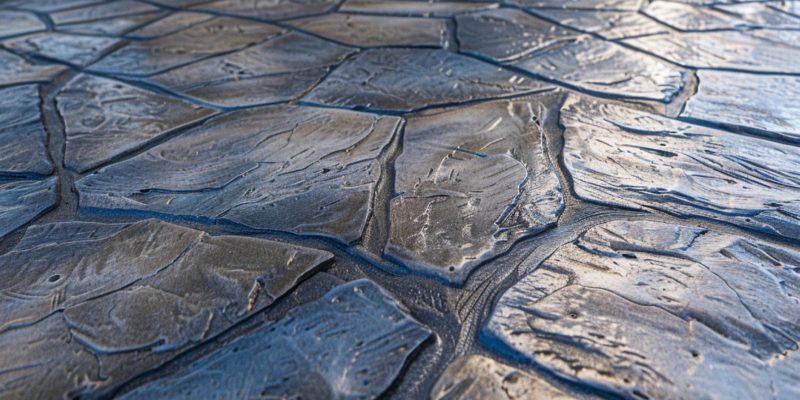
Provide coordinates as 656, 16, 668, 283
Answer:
57, 74, 216, 172
386, 99, 563, 282
76, 104, 400, 244
485, 220, 800, 399
0, 219, 332, 398
119, 279, 430, 399
1, 0, 799, 398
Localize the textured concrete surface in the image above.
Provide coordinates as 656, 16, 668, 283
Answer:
0, 0, 799, 399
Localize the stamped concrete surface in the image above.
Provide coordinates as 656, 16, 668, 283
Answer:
0, 0, 799, 399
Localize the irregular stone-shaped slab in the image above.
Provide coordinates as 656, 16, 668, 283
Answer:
645, 1, 800, 30
76, 105, 399, 243
506, 0, 643, 11
195, 0, 337, 20
3, 32, 119, 66
432, 355, 589, 400
340, 0, 497, 16
529, 9, 667, 39
0, 219, 332, 398
562, 96, 800, 241
0, 85, 52, 177
0, 49, 66, 86
387, 100, 563, 282
288, 13, 445, 48
509, 35, 685, 102
58, 11, 165, 36
624, 31, 800, 73
119, 279, 430, 400
50, 0, 160, 25
0, 177, 57, 239
0, 314, 102, 400
62, 229, 332, 354
1, 0, 100, 12
682, 70, 800, 143
0, 10, 45, 38
127, 11, 214, 39
90, 17, 283, 76
485, 220, 800, 399
304, 48, 550, 112
147, 31, 354, 107
0, 220, 194, 332
643, 1, 746, 30
457, 10, 685, 102
455, 9, 579, 63
56, 74, 215, 172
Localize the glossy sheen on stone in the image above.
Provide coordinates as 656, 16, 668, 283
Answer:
339, 0, 498, 16
644, 1, 800, 31
624, 30, 800, 73
76, 105, 399, 243
432, 355, 588, 400
119, 279, 430, 400
195, 0, 338, 20
288, 13, 446, 48
506, 0, 644, 11
386, 100, 563, 282
485, 220, 800, 399
304, 48, 550, 112
3, 32, 119, 66
456, 9, 579, 63
715, 2, 800, 29
520, 36, 684, 102
0, 219, 332, 398
0, 50, 66, 86
682, 70, 800, 143
147, 31, 354, 107
0, 10, 46, 38
58, 11, 165, 36
0, 177, 57, 239
529, 9, 667, 39
457, 10, 685, 102
643, 1, 748, 30
50, 0, 160, 25
90, 17, 283, 76
4, 2, 800, 397
561, 96, 800, 241
56, 74, 215, 172
0, 85, 52, 177
126, 11, 214, 39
